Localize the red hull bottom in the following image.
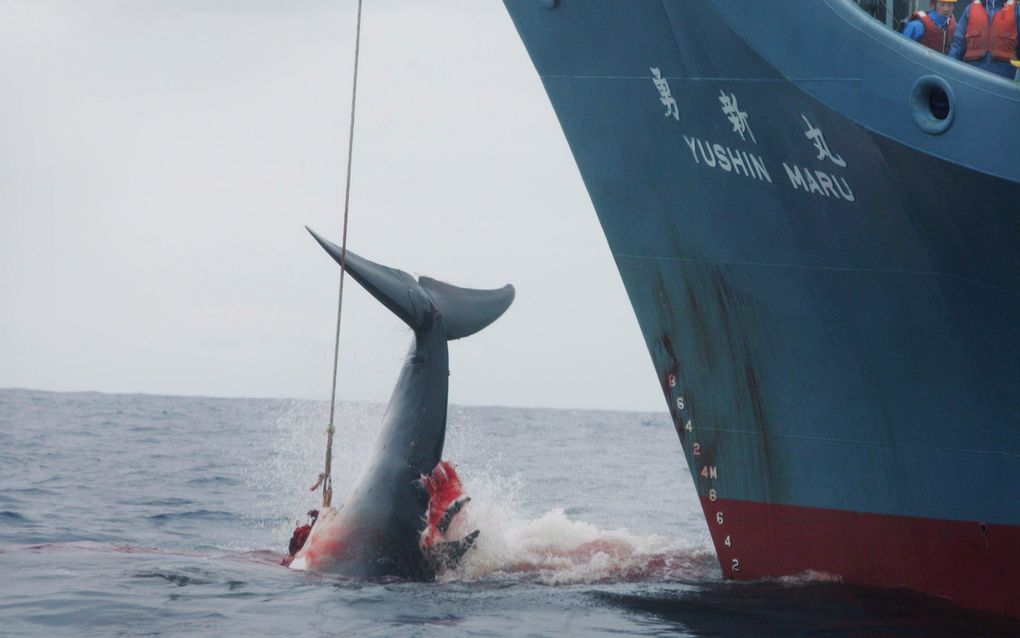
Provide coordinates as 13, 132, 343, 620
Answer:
702, 497, 1020, 619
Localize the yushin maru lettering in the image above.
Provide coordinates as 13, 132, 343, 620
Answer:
683, 135, 772, 184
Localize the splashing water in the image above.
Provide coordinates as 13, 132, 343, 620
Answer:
258, 399, 717, 585
447, 507, 717, 585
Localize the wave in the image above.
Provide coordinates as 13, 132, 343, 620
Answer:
186, 476, 240, 487
147, 510, 238, 524
0, 511, 32, 525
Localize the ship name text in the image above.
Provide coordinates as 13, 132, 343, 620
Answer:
683, 136, 772, 184
649, 70, 857, 207
781, 163, 855, 202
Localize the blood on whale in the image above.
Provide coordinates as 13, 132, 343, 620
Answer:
284, 229, 512, 578
283, 461, 467, 565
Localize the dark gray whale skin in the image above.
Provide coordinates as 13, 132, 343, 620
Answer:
294, 227, 514, 580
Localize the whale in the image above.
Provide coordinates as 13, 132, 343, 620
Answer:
287, 227, 514, 580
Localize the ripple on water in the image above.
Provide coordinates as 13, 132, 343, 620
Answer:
134, 571, 214, 587
8, 487, 59, 499
120, 497, 196, 507
147, 510, 239, 525
186, 476, 240, 487
0, 511, 32, 525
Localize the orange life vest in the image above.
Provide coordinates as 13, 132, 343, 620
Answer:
913, 11, 957, 54
964, 0, 1019, 61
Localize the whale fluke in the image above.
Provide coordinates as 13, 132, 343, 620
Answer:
306, 226, 514, 339
419, 277, 514, 340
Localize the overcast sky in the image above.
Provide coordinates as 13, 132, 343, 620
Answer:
0, 1, 665, 412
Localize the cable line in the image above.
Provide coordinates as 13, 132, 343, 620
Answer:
320, 0, 364, 509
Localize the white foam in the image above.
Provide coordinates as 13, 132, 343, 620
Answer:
775, 570, 843, 585
443, 505, 716, 585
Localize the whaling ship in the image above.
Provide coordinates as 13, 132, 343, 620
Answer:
504, 0, 1020, 617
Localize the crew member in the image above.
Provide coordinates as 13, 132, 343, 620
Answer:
903, 1, 958, 53
949, 0, 1020, 79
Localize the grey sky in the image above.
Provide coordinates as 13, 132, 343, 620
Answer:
1, 1, 664, 411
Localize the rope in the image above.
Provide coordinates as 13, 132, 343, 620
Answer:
322, 0, 364, 509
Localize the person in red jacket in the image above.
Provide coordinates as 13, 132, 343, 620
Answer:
949, 0, 1020, 79
903, 1, 958, 54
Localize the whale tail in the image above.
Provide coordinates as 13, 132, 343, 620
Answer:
306, 227, 514, 339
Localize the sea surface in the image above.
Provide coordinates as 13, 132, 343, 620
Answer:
2, 388, 1018, 637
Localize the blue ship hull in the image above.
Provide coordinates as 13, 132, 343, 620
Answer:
505, 0, 1020, 616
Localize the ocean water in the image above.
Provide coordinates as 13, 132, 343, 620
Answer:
2, 388, 1018, 637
